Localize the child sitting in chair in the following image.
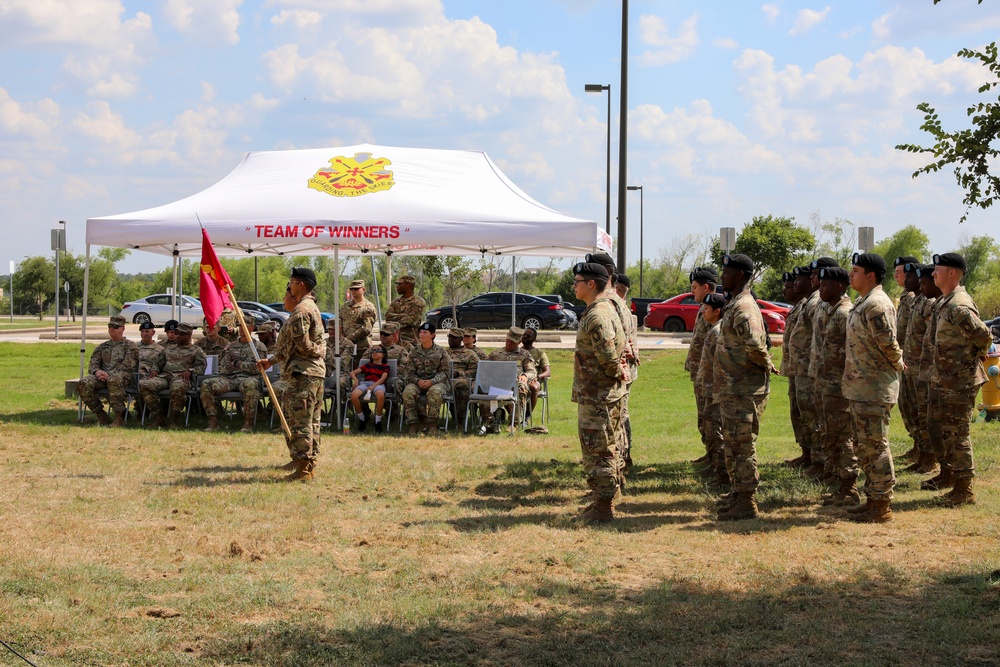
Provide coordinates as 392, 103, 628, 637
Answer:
349, 346, 390, 433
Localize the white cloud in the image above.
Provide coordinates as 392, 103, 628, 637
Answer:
789, 7, 831, 36
637, 15, 699, 66
164, 0, 242, 45
872, 1, 1000, 41
714, 37, 739, 50
0, 87, 59, 139
762, 3, 780, 23
270, 9, 323, 29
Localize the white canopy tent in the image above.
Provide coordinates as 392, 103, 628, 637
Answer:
80, 144, 609, 425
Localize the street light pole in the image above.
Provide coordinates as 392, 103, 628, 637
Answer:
617, 0, 629, 272
584, 83, 611, 235
627, 185, 643, 297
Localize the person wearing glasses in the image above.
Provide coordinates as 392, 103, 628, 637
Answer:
78, 315, 139, 427
339, 279, 377, 366
139, 322, 207, 429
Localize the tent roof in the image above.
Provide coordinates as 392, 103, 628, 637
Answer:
86, 144, 610, 258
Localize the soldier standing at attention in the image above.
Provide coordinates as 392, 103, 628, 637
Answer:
137, 321, 162, 380
140, 322, 207, 429
893, 256, 920, 461
715, 254, 773, 521
780, 271, 807, 467
696, 293, 727, 486
258, 268, 326, 481
400, 322, 450, 435
386, 275, 426, 349
196, 319, 230, 358
78, 315, 139, 427
812, 267, 859, 506
804, 257, 842, 484
685, 268, 719, 467
914, 265, 944, 482
842, 253, 903, 524
927, 252, 993, 506
571, 262, 627, 523
201, 318, 267, 433
521, 327, 551, 417
483, 327, 537, 433
339, 279, 377, 365
463, 328, 487, 359
614, 273, 640, 468
901, 262, 933, 471
446, 327, 480, 427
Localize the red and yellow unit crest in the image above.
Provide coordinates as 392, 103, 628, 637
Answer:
308, 152, 394, 197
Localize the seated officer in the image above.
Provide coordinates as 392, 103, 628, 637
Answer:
137, 321, 162, 380
400, 322, 450, 435
197, 318, 230, 356
78, 315, 139, 427
162, 319, 179, 346
201, 318, 267, 433
446, 327, 480, 424
256, 321, 278, 355
521, 327, 551, 415
140, 322, 207, 428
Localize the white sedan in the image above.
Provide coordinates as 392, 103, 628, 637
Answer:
119, 294, 205, 326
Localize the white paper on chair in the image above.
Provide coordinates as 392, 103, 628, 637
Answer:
205, 355, 217, 375
488, 387, 513, 399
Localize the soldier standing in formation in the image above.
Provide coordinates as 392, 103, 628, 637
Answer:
446, 327, 480, 427
685, 267, 719, 468
386, 275, 426, 348
339, 279, 377, 365
614, 273, 640, 468
79, 315, 139, 427
913, 265, 944, 479
892, 256, 920, 461
201, 317, 267, 433
571, 262, 627, 523
400, 322, 450, 435
258, 268, 326, 481
804, 257, 842, 483
780, 271, 807, 467
695, 293, 727, 485
140, 322, 207, 429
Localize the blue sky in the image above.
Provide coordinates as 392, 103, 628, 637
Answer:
2, 0, 999, 276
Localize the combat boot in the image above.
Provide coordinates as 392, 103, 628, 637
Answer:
578, 496, 614, 523
147, 412, 165, 428
715, 491, 737, 510
913, 452, 939, 475
204, 415, 221, 432
902, 445, 919, 463
849, 498, 892, 523
846, 498, 872, 515
240, 414, 255, 434
275, 459, 297, 471
283, 458, 314, 482
819, 470, 839, 486
710, 469, 731, 489
803, 462, 826, 479
921, 467, 954, 491
717, 492, 757, 521
166, 410, 181, 430
691, 453, 710, 465
111, 411, 126, 428
407, 420, 422, 435
94, 408, 112, 426
822, 478, 859, 506
783, 449, 810, 468
941, 478, 976, 507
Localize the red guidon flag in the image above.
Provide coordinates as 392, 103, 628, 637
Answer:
199, 228, 234, 328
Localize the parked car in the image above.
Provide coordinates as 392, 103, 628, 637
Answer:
265, 302, 336, 326
425, 292, 569, 330
535, 295, 578, 329
235, 301, 289, 330
644, 293, 788, 334
629, 297, 664, 327
119, 294, 204, 326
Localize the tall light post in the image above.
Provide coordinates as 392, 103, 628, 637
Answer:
617, 0, 629, 272
627, 185, 643, 297
584, 83, 611, 235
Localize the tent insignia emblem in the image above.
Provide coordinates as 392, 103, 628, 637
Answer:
308, 152, 394, 197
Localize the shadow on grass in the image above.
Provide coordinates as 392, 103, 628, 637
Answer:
0, 410, 83, 426
144, 475, 265, 488
201, 567, 1000, 667
179, 465, 271, 474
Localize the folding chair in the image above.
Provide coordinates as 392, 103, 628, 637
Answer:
527, 377, 549, 427
464, 360, 519, 434
341, 359, 398, 432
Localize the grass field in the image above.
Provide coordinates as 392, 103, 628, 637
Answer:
2, 342, 1000, 666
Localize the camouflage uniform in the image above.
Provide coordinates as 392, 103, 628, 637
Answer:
273, 294, 326, 462
695, 324, 725, 476
200, 338, 267, 420
400, 342, 450, 424
486, 346, 537, 426
913, 294, 939, 456
447, 346, 480, 425
929, 286, 992, 481
791, 290, 823, 464
811, 295, 857, 480
573, 296, 627, 500
257, 321, 278, 355
216, 309, 240, 343
139, 342, 208, 419
604, 287, 633, 472
717, 285, 773, 493
324, 343, 354, 399
78, 337, 140, 419
386, 293, 427, 348
339, 297, 377, 363
843, 285, 903, 501
903, 293, 931, 456
137, 341, 163, 379
781, 300, 806, 452
196, 334, 230, 358
895, 290, 918, 448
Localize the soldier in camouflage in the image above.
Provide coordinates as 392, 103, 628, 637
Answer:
901, 262, 936, 473
256, 321, 278, 355
366, 322, 410, 361
843, 253, 903, 524
684, 267, 719, 468
137, 321, 162, 380
258, 267, 327, 481
914, 265, 944, 482
140, 322, 207, 429
78, 315, 140, 427
386, 275, 426, 348
339, 279, 377, 365
927, 252, 994, 506
715, 254, 773, 521
484, 326, 537, 432
521, 326, 551, 419
892, 256, 920, 461
571, 262, 627, 523
696, 294, 727, 485
463, 328, 488, 359
780, 271, 807, 467
400, 321, 450, 435
196, 319, 230, 357
446, 327, 480, 426
804, 257, 842, 484
162, 320, 179, 347
201, 318, 267, 433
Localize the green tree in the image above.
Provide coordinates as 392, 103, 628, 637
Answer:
710, 215, 814, 282
871, 225, 931, 296
957, 234, 1000, 293
13, 256, 54, 318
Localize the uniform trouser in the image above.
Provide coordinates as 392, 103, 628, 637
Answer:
694, 391, 709, 454
795, 376, 822, 462
897, 368, 917, 445
621, 383, 633, 470
578, 398, 623, 500
923, 380, 944, 459
928, 386, 978, 480
821, 393, 857, 480
912, 378, 934, 455
849, 400, 896, 501
78, 373, 131, 415
282, 374, 323, 461
720, 393, 768, 494
701, 396, 725, 475
788, 376, 806, 453
402, 382, 448, 423
200, 376, 261, 419
139, 375, 193, 416
452, 378, 470, 424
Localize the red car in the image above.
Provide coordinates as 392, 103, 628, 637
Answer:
643, 293, 789, 333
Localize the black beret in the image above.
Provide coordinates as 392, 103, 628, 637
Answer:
916, 263, 936, 279
811, 257, 839, 270
793, 265, 813, 276
290, 266, 317, 288
903, 261, 921, 273
894, 255, 919, 267
616, 273, 631, 288
818, 267, 850, 284
703, 293, 727, 309
418, 321, 436, 334
139, 321, 155, 331
723, 253, 754, 273
852, 252, 886, 275
689, 267, 719, 284
586, 252, 617, 273
782, 271, 795, 282
164, 319, 179, 332
933, 252, 966, 272
574, 262, 609, 280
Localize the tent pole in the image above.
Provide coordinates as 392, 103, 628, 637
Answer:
369, 255, 382, 326
511, 256, 516, 328
334, 247, 342, 431
170, 249, 178, 321
78, 244, 92, 423
386, 253, 392, 306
